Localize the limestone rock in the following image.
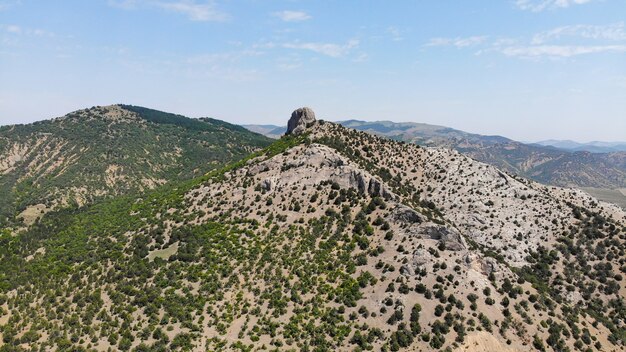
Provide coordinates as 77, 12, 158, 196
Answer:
463, 253, 499, 278
286, 107, 316, 135
260, 177, 276, 192
347, 171, 394, 199
419, 224, 466, 251
389, 204, 424, 224
481, 257, 499, 275
401, 248, 433, 277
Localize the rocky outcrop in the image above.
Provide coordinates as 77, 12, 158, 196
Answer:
388, 206, 462, 253
418, 224, 466, 251
286, 107, 316, 135
400, 248, 433, 276
480, 257, 499, 275
389, 204, 424, 224
260, 177, 275, 192
390, 210, 466, 251
464, 253, 499, 275
245, 143, 396, 202
348, 171, 394, 199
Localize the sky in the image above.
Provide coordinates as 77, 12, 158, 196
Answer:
1, 0, 625, 142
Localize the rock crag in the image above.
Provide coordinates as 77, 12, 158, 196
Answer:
286, 107, 316, 135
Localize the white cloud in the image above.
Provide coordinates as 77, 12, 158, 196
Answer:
515, 0, 596, 12
426, 36, 488, 48
353, 52, 369, 62
116, 49, 261, 82
0, 0, 21, 11
497, 22, 626, 58
427, 21, 626, 59
184, 49, 262, 65
157, 1, 228, 21
277, 63, 301, 71
532, 22, 626, 44
1, 24, 57, 38
498, 44, 626, 58
5, 24, 21, 34
387, 26, 403, 42
282, 39, 359, 58
273, 10, 311, 22
109, 0, 229, 22
107, 0, 140, 9
185, 52, 235, 65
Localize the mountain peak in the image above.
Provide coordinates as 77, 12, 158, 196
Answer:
60, 104, 141, 123
3, 106, 626, 351
286, 106, 316, 135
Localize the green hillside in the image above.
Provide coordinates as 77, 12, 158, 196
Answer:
1, 119, 624, 351
0, 105, 272, 227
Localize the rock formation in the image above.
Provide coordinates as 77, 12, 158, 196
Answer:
286, 107, 316, 135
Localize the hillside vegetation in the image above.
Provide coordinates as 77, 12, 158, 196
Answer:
0, 105, 272, 227
1, 116, 624, 351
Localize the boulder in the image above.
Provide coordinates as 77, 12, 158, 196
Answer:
463, 253, 500, 279
260, 178, 275, 192
389, 205, 424, 224
400, 248, 432, 277
419, 224, 466, 251
481, 257, 499, 275
286, 107, 316, 135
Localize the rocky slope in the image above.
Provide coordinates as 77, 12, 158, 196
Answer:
0, 105, 272, 227
0, 109, 624, 351
244, 120, 626, 191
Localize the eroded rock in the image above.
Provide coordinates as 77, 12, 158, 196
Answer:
419, 224, 466, 251
389, 204, 424, 224
401, 248, 433, 277
286, 107, 316, 135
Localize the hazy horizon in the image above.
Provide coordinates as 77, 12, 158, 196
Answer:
1, 1, 625, 141
2, 103, 625, 145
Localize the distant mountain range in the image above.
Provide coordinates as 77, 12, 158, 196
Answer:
241, 124, 286, 139
243, 120, 626, 193
531, 140, 626, 153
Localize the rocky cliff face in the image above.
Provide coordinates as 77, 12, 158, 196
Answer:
286, 107, 316, 135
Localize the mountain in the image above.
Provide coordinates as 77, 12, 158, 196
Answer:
533, 140, 626, 153
242, 120, 626, 191
1, 109, 624, 351
242, 124, 286, 139
0, 105, 272, 227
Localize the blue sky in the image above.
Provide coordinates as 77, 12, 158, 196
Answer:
1, 0, 625, 141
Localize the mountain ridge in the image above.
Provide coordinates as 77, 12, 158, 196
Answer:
0, 104, 272, 227
1, 112, 624, 351
532, 140, 626, 153
242, 120, 626, 193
